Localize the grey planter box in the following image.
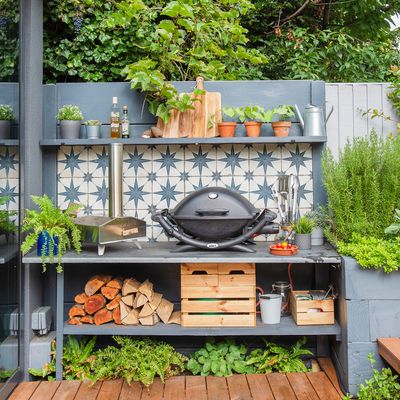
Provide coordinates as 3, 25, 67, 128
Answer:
0, 120, 11, 139
332, 256, 400, 395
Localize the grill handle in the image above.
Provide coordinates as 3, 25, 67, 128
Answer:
195, 209, 229, 216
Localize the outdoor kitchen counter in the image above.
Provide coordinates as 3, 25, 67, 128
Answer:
23, 241, 341, 264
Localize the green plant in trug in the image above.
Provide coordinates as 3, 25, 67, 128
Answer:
272, 105, 295, 121
92, 337, 186, 387
385, 209, 400, 236
0, 196, 17, 234
29, 336, 96, 381
322, 132, 400, 243
186, 338, 254, 377
292, 216, 315, 234
0, 105, 14, 121
56, 105, 84, 121
84, 120, 101, 126
245, 338, 312, 374
21, 195, 82, 273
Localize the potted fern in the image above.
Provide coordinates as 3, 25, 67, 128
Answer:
57, 105, 84, 140
292, 216, 315, 250
21, 195, 82, 272
271, 105, 295, 137
0, 104, 15, 139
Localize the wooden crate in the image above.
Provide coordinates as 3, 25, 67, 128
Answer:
181, 263, 256, 327
289, 290, 335, 326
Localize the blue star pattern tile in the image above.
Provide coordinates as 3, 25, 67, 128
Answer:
217, 144, 249, 176
0, 147, 18, 179
123, 177, 152, 210
186, 145, 216, 177
281, 144, 312, 175
185, 175, 214, 196
153, 178, 184, 209
58, 146, 88, 178
219, 175, 249, 196
88, 146, 108, 177
298, 175, 314, 208
249, 144, 281, 176
58, 177, 86, 209
153, 145, 184, 176
249, 177, 277, 209
88, 177, 109, 210
123, 145, 152, 178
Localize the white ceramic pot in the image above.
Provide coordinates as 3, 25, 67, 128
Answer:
311, 227, 324, 246
259, 294, 282, 324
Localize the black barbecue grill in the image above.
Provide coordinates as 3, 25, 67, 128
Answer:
152, 187, 279, 252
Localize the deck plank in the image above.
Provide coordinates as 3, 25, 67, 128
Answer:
74, 380, 102, 400
30, 381, 61, 400
97, 379, 123, 400
52, 381, 81, 400
378, 338, 400, 374
206, 376, 230, 400
318, 357, 343, 396
306, 372, 342, 400
8, 382, 41, 400
140, 378, 164, 400
163, 376, 185, 400
286, 373, 319, 400
267, 373, 296, 400
119, 381, 143, 400
246, 374, 274, 400
226, 375, 252, 400
185, 376, 207, 400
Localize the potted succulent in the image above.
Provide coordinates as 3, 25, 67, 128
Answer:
57, 105, 84, 139
271, 105, 295, 137
0, 104, 15, 139
21, 195, 82, 272
291, 216, 315, 250
85, 120, 101, 139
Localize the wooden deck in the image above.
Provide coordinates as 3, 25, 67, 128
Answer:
9, 369, 344, 400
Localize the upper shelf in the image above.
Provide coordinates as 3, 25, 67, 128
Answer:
40, 136, 327, 147
0, 244, 19, 264
0, 139, 19, 146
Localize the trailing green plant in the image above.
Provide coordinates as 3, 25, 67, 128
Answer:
56, 105, 84, 121
21, 195, 82, 273
0, 105, 14, 121
92, 336, 186, 386
245, 338, 312, 374
338, 234, 400, 273
292, 216, 315, 234
187, 338, 254, 377
322, 132, 400, 243
385, 209, 400, 236
29, 336, 96, 381
343, 354, 400, 400
84, 119, 101, 126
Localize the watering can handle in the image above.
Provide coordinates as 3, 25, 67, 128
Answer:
325, 101, 334, 124
294, 104, 304, 128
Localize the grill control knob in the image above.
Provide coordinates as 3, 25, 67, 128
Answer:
208, 192, 218, 199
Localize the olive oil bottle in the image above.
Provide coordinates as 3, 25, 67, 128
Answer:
110, 97, 120, 138
121, 105, 130, 138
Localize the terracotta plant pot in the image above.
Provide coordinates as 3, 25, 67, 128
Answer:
244, 121, 262, 137
272, 121, 292, 137
217, 122, 236, 137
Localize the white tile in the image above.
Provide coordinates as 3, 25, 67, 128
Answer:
298, 175, 314, 209
185, 144, 217, 177
58, 146, 88, 178
0, 147, 19, 179
281, 144, 312, 175
152, 178, 185, 209
152, 145, 184, 177
88, 177, 108, 211
123, 145, 152, 178
185, 175, 215, 195
249, 144, 282, 176
216, 144, 249, 176
219, 175, 249, 195
88, 146, 108, 177
123, 177, 152, 210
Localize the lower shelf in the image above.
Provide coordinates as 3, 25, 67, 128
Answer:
63, 316, 341, 340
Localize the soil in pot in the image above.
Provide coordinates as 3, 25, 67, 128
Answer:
272, 121, 291, 137
218, 122, 236, 137
0, 121, 11, 139
244, 121, 262, 137
60, 120, 81, 139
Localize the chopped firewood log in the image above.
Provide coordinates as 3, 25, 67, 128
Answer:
139, 313, 159, 326
139, 279, 154, 300
119, 301, 132, 321
156, 298, 174, 324
94, 308, 113, 326
113, 307, 122, 325
74, 292, 88, 304
133, 293, 148, 309
167, 311, 181, 325
68, 317, 82, 325
138, 303, 153, 318
122, 308, 139, 325
68, 304, 86, 319
121, 294, 135, 307
84, 294, 106, 315
106, 295, 121, 311
81, 315, 94, 324
106, 276, 124, 290
85, 275, 112, 296
122, 278, 140, 296
149, 292, 163, 311
101, 286, 119, 300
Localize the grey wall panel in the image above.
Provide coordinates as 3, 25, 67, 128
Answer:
369, 300, 400, 341
346, 300, 370, 343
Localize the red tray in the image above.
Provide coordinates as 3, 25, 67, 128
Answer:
269, 244, 298, 256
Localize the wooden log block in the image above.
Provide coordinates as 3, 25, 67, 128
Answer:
122, 278, 140, 296
74, 292, 88, 304
121, 294, 135, 307
81, 315, 94, 324
149, 292, 163, 311
84, 294, 106, 315
167, 311, 181, 325
156, 298, 174, 323
106, 295, 121, 310
113, 307, 122, 325
138, 303, 153, 318
139, 313, 159, 326
68, 304, 86, 319
122, 309, 139, 325
119, 301, 132, 321
67, 317, 82, 325
84, 275, 112, 296
133, 293, 148, 308
94, 308, 113, 326
139, 279, 154, 300
101, 286, 120, 300
106, 276, 124, 290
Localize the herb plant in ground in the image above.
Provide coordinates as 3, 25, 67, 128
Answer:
92, 337, 186, 386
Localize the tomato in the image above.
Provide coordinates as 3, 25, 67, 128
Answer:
276, 243, 282, 248
288, 243, 292, 248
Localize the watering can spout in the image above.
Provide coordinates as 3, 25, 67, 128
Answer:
294, 104, 304, 129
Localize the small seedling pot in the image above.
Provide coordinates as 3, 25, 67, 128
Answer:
217, 122, 236, 137
244, 121, 262, 137
37, 231, 59, 257
0, 120, 11, 139
294, 233, 312, 250
86, 125, 101, 139
60, 120, 81, 139
272, 121, 291, 137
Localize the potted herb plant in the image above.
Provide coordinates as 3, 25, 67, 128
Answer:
21, 195, 82, 272
57, 105, 84, 139
292, 216, 315, 250
0, 104, 15, 139
217, 107, 238, 137
271, 105, 295, 137
85, 120, 101, 139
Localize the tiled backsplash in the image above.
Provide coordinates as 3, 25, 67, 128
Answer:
57, 144, 313, 241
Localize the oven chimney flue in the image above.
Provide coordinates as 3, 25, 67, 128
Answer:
108, 143, 123, 218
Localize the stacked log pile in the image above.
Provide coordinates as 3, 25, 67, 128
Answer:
68, 275, 181, 326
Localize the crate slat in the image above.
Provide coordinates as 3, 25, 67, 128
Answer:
218, 274, 255, 286
181, 313, 256, 327
181, 286, 255, 299
181, 263, 218, 275
181, 275, 219, 287
218, 263, 255, 275
181, 299, 255, 313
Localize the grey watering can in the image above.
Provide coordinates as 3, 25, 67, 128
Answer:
294, 103, 334, 136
